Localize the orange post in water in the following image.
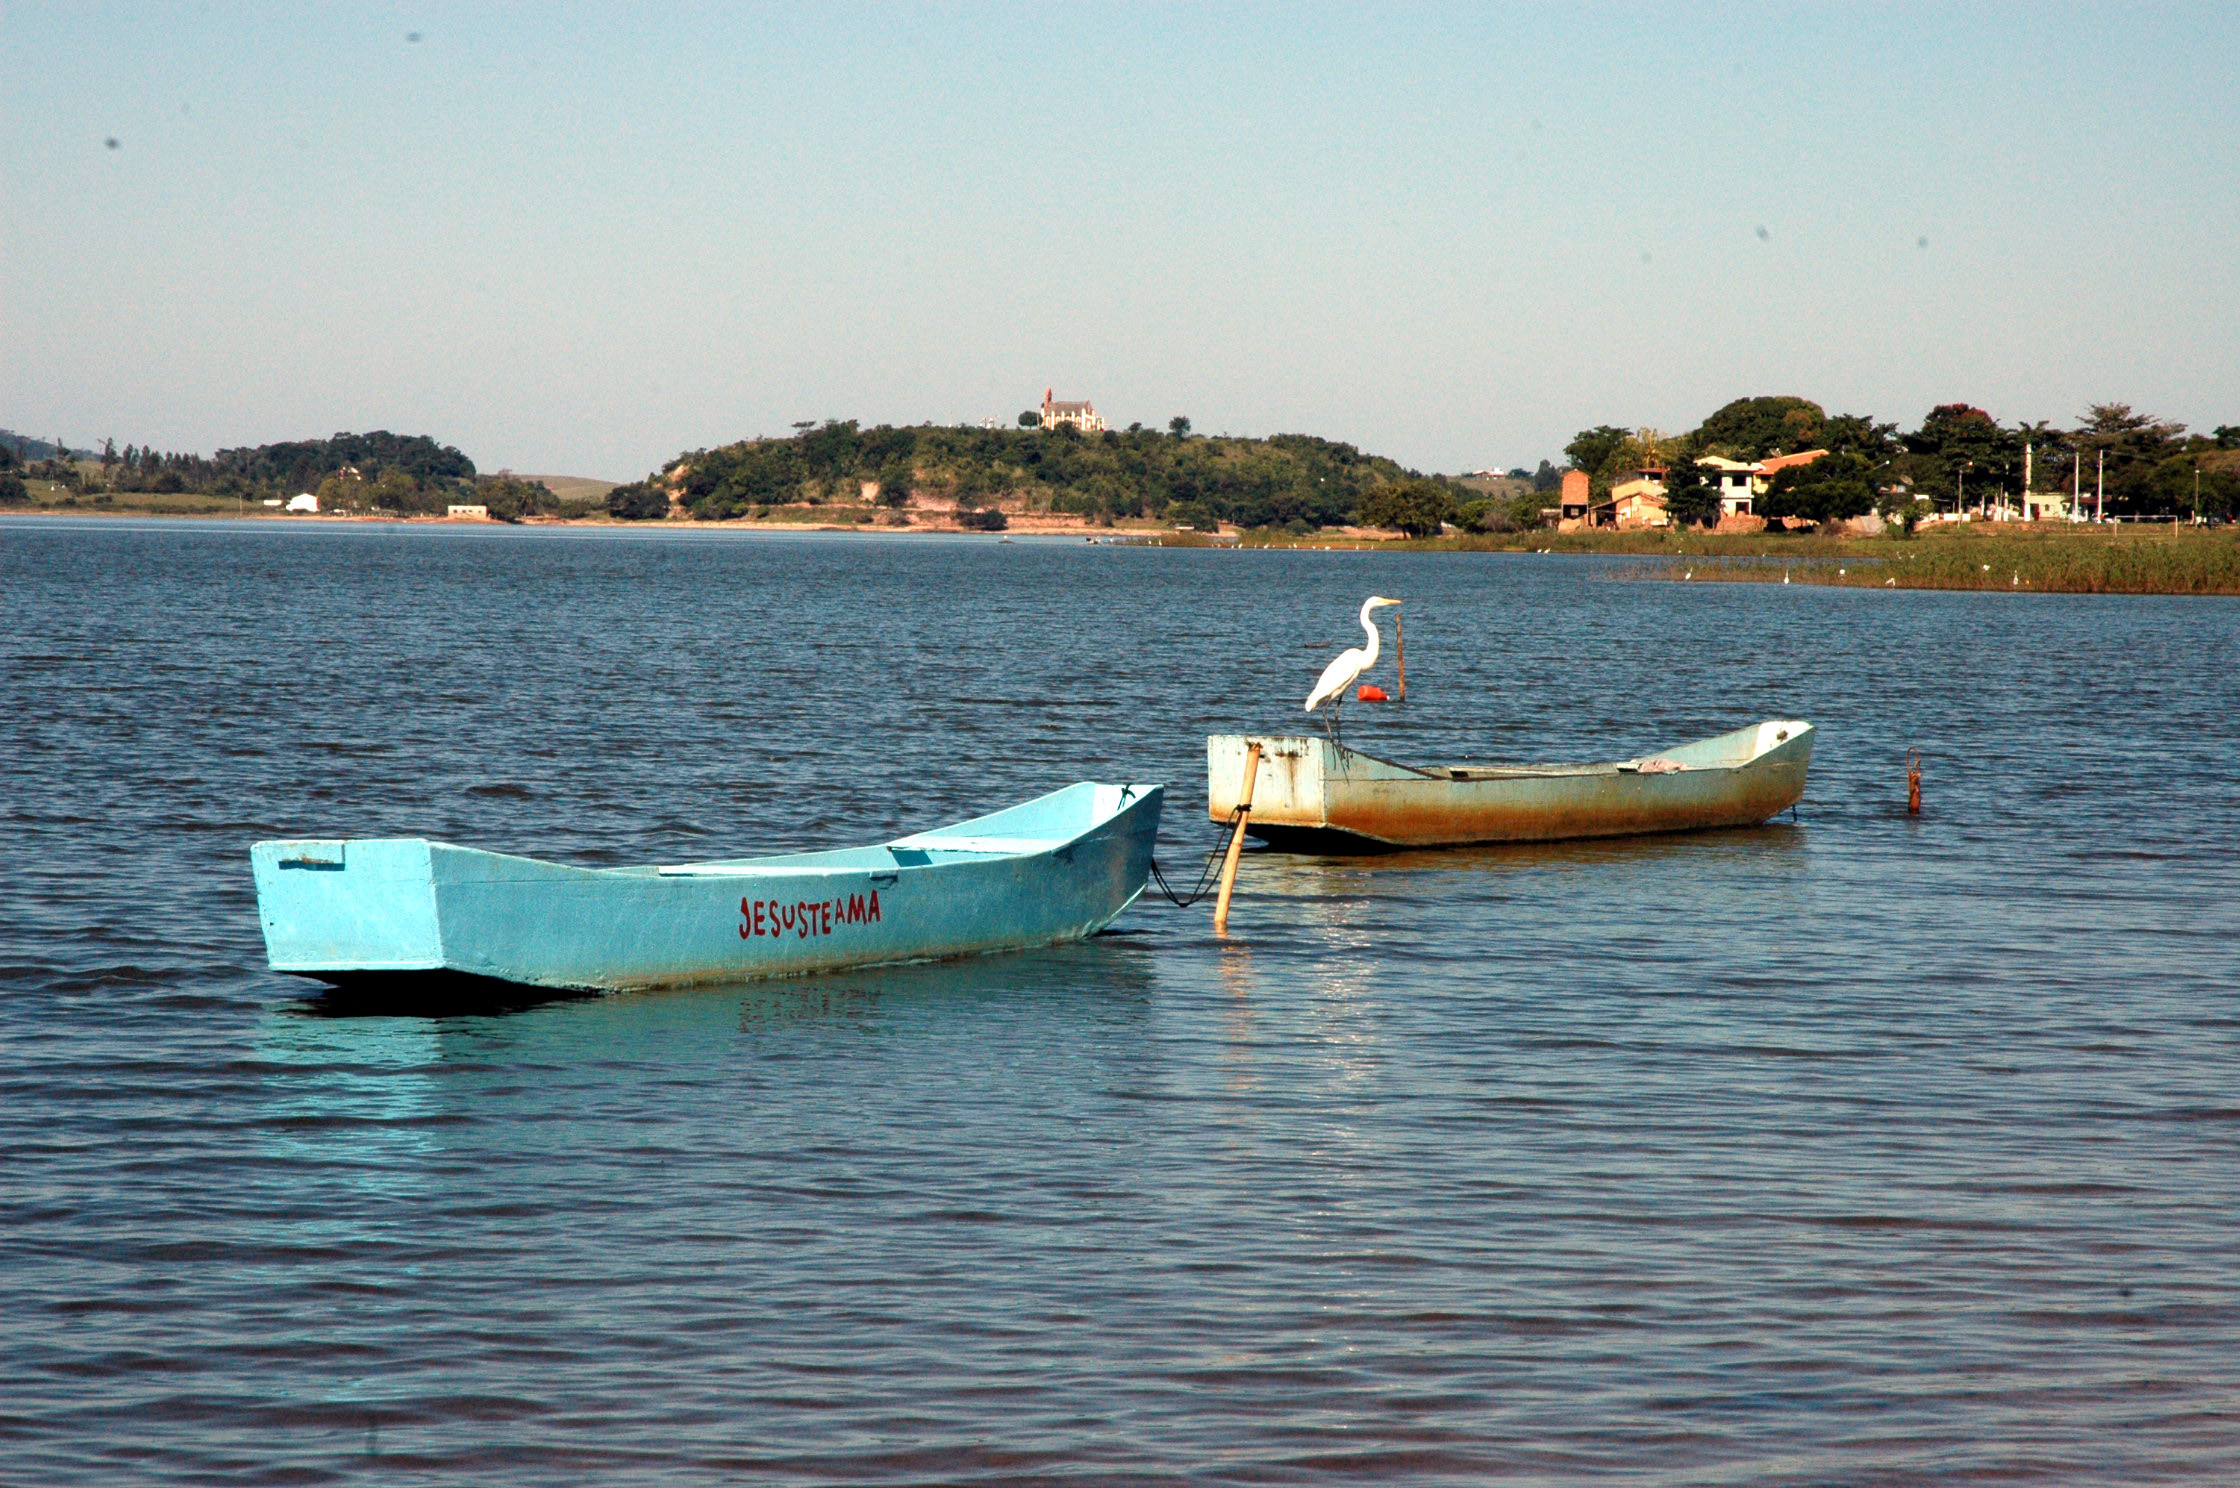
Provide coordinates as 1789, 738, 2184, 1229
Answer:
1213, 742, 1262, 935
1906, 748, 1922, 815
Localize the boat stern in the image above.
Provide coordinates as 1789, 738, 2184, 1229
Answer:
251, 838, 443, 978
1208, 735, 1329, 830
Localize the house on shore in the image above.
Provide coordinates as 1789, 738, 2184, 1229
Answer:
1554, 468, 1593, 526
1588, 448, 1833, 529
1696, 456, 1760, 520
1609, 463, 1671, 529
1039, 389, 1106, 434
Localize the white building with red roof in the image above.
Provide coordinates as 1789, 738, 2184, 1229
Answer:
1038, 389, 1106, 433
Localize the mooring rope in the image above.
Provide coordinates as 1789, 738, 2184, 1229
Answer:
1146, 808, 1248, 908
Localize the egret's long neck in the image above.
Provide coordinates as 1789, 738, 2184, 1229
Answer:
1357, 602, 1381, 666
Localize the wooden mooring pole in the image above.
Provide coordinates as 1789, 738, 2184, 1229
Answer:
1394, 608, 1407, 702
1213, 742, 1262, 935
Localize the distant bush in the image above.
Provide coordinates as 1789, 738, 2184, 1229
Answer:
478, 475, 559, 523
1358, 478, 1459, 537
956, 506, 1008, 531
1457, 493, 1545, 534
0, 472, 27, 506
606, 481, 668, 520
365, 467, 447, 515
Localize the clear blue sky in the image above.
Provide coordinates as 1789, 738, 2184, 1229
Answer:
5, 3, 2236, 479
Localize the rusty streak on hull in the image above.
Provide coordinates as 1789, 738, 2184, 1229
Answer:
1208, 721, 1813, 852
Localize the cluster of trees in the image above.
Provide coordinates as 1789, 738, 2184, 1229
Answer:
214, 431, 476, 500
0, 429, 600, 523
0, 440, 29, 505
630, 420, 1456, 532
1, 434, 86, 502
1, 429, 490, 513
1566, 395, 2240, 528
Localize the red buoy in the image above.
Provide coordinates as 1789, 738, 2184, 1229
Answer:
1356, 684, 1389, 702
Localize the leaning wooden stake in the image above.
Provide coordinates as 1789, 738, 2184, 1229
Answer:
1394, 608, 1407, 702
1213, 742, 1262, 935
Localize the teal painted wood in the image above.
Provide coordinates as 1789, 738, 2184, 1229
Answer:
252, 782, 1164, 993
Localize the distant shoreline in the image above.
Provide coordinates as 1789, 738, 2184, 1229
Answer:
8, 504, 2235, 594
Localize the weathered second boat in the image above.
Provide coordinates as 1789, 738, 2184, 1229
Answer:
252, 781, 1163, 998
1208, 720, 1812, 851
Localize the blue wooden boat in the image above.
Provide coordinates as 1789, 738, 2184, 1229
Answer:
252, 782, 1163, 1000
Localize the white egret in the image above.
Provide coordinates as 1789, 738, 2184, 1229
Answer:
1305, 596, 1400, 740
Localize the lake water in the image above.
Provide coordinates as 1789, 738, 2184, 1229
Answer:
4, 515, 2237, 1485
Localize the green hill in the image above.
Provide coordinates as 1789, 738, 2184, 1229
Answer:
658, 422, 1445, 531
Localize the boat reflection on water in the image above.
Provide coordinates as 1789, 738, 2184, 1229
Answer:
1245, 817, 1809, 883
291, 971, 602, 1020
1229, 816, 1802, 903
1218, 819, 1816, 972
277, 934, 1161, 1049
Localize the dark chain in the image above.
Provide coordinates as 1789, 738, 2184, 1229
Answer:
1146, 809, 1248, 908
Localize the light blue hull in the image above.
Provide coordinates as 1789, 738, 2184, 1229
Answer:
252, 782, 1164, 995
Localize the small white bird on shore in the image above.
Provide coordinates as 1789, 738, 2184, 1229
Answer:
1306, 596, 1400, 740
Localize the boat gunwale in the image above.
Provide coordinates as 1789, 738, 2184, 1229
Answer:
1247, 721, 1812, 784
647, 781, 1161, 878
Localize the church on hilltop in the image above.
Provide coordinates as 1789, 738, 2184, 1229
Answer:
1038, 388, 1105, 434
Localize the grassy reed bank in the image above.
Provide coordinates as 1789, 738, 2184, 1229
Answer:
1663, 528, 2240, 595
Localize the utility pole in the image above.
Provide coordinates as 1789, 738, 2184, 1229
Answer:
2095, 449, 2104, 523
2022, 442, 2032, 522
2071, 450, 2081, 521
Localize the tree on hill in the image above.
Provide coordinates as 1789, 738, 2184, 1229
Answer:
1357, 478, 1458, 537
1816, 413, 1900, 463
2070, 403, 2187, 517
1688, 396, 1826, 460
2149, 452, 2240, 522
1901, 404, 2022, 512
606, 481, 668, 520
1660, 460, 1721, 527
872, 464, 914, 507
1759, 452, 1878, 526
1564, 426, 1629, 494
477, 474, 559, 523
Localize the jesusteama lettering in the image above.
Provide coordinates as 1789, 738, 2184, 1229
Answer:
739, 891, 882, 940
